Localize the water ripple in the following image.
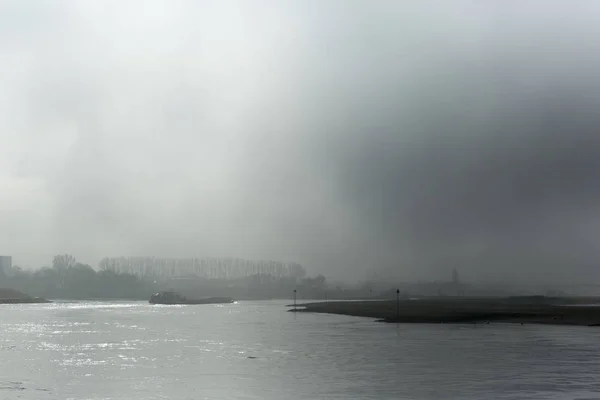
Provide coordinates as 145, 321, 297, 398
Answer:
2, 301, 600, 399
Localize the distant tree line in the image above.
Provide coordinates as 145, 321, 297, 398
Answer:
2, 254, 332, 301
98, 256, 307, 280
5, 254, 156, 300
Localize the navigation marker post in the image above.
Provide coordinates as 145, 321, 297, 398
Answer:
293, 289, 297, 311
396, 289, 400, 319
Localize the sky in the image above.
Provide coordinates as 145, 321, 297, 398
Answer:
2, 1, 600, 283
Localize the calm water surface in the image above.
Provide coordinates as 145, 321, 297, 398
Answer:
2, 300, 600, 399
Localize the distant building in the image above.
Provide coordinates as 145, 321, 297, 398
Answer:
448, 268, 465, 296
0, 256, 11, 279
452, 268, 460, 285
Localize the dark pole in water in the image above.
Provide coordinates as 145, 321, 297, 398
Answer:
396, 289, 400, 319
293, 289, 297, 310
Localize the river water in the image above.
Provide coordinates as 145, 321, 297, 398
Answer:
1, 300, 600, 399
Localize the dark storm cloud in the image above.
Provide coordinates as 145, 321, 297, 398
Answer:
275, 0, 600, 281
316, 22, 600, 281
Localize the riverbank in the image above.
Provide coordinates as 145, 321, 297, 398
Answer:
0, 288, 51, 304
289, 296, 600, 326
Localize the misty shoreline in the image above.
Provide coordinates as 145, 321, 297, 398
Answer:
289, 297, 600, 326
0, 288, 51, 304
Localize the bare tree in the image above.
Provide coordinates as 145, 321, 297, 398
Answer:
53, 254, 76, 289
53, 254, 76, 270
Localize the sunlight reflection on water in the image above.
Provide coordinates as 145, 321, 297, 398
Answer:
1, 300, 600, 399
